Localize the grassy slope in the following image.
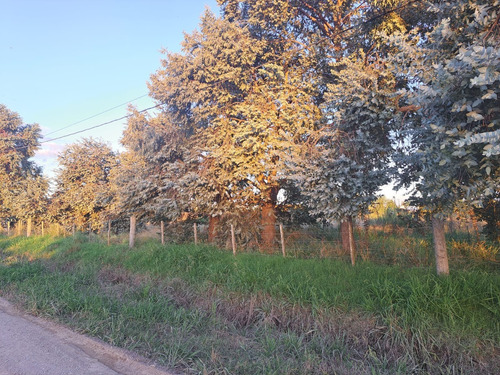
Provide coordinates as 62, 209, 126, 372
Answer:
0, 234, 499, 374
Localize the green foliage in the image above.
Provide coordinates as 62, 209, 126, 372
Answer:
52, 138, 117, 230
0, 104, 47, 224
390, 0, 500, 211
298, 52, 399, 223
368, 196, 398, 220
110, 111, 178, 222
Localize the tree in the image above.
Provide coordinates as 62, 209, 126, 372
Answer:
0, 104, 46, 229
53, 138, 117, 231
298, 53, 399, 264
109, 107, 187, 248
10, 175, 49, 235
148, 10, 321, 249
217, 0, 423, 258
389, 0, 500, 274
369, 196, 398, 220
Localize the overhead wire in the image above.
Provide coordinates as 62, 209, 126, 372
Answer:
40, 104, 162, 144
43, 93, 149, 137
8, 103, 161, 151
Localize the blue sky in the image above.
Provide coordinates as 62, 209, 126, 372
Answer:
1, 0, 219, 178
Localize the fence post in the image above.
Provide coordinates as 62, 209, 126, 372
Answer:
231, 224, 236, 256
107, 220, 111, 246
41, 221, 44, 236
160, 220, 165, 245
194, 223, 198, 245
279, 223, 286, 257
7, 221, 10, 236
72, 224, 75, 237
26, 217, 32, 237
129, 215, 136, 248
347, 217, 356, 266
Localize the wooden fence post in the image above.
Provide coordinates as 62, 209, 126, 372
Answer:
279, 223, 286, 257
160, 221, 165, 245
129, 215, 136, 248
41, 221, 44, 236
26, 217, 32, 237
107, 220, 111, 246
348, 217, 356, 266
194, 223, 198, 245
7, 221, 10, 236
72, 224, 75, 237
231, 224, 236, 256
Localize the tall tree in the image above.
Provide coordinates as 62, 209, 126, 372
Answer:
217, 0, 424, 258
389, 0, 500, 274
149, 10, 321, 249
298, 52, 400, 264
111, 108, 186, 224
0, 104, 46, 228
53, 138, 116, 231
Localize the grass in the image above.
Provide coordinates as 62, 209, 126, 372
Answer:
0, 233, 499, 374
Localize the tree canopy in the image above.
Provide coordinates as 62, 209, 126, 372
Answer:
0, 104, 47, 224
52, 138, 116, 230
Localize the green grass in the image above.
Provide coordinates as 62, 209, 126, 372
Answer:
0, 234, 499, 374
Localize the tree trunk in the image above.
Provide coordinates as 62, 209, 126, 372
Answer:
261, 186, 278, 251
341, 216, 356, 265
26, 217, 32, 237
208, 216, 219, 243
432, 216, 449, 276
340, 221, 350, 254
129, 215, 136, 248
261, 202, 276, 251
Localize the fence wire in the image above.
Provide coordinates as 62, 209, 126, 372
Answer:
1, 219, 498, 268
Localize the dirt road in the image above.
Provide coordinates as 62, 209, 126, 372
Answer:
0, 298, 175, 375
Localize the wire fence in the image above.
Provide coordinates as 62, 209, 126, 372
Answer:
1, 217, 498, 269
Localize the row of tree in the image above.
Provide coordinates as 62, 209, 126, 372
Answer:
1, 0, 498, 275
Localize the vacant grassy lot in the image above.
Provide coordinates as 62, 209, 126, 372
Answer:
0, 234, 499, 374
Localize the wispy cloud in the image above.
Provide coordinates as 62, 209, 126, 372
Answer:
35, 142, 65, 159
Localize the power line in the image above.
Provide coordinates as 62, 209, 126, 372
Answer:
8, 104, 161, 151
43, 94, 149, 137
40, 104, 162, 144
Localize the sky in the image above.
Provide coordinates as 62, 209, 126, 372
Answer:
1, 0, 219, 178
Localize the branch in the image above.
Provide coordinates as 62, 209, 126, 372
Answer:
398, 105, 421, 112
